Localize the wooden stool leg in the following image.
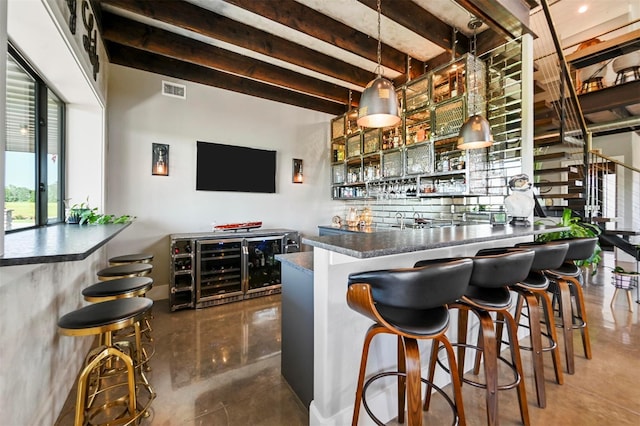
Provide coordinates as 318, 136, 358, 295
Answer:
397, 336, 406, 425
404, 338, 423, 426
352, 325, 384, 426
503, 311, 531, 426
457, 308, 469, 380
522, 291, 546, 408
626, 289, 634, 312
568, 277, 592, 360
423, 339, 439, 411
538, 291, 564, 385
440, 337, 466, 426
476, 310, 499, 426
556, 278, 575, 374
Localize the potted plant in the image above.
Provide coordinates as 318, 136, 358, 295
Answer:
535, 208, 602, 277
67, 198, 133, 225
66, 199, 92, 224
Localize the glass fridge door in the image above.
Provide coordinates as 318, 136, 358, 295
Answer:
196, 239, 244, 302
245, 236, 283, 293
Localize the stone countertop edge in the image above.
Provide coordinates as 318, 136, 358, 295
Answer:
276, 251, 313, 274
302, 224, 568, 259
0, 223, 131, 267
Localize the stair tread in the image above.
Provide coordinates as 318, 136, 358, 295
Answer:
534, 166, 581, 174
534, 152, 571, 161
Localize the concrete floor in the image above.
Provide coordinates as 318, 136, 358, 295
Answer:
55, 251, 640, 425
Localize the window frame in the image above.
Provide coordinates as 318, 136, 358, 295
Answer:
6, 43, 66, 231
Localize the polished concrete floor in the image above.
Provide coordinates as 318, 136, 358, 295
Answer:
55, 252, 640, 425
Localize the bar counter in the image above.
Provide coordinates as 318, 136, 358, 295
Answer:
286, 224, 564, 426
0, 223, 130, 266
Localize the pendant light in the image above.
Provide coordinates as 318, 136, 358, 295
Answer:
457, 17, 493, 150
357, 0, 401, 128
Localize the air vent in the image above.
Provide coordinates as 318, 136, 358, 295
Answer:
162, 81, 186, 99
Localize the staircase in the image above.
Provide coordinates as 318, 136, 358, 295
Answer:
530, 1, 640, 225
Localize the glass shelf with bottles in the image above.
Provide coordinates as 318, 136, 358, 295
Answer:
381, 126, 403, 151
431, 56, 467, 104
362, 154, 381, 182
345, 109, 360, 137
332, 185, 371, 200
434, 137, 466, 174
346, 133, 361, 159
404, 107, 431, 147
417, 175, 467, 197
404, 73, 430, 112
331, 138, 346, 163
346, 158, 363, 184
362, 129, 381, 155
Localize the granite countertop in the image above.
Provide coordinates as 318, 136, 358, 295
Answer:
303, 224, 566, 259
317, 225, 391, 234
276, 251, 313, 274
0, 223, 130, 266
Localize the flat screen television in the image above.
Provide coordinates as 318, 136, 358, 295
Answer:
196, 141, 277, 193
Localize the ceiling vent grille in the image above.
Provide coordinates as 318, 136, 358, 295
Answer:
162, 81, 186, 99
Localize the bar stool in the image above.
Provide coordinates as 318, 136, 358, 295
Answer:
57, 297, 153, 426
83, 277, 155, 373
500, 241, 570, 408
544, 237, 598, 375
97, 263, 153, 281
347, 258, 473, 426
418, 249, 535, 426
108, 253, 154, 266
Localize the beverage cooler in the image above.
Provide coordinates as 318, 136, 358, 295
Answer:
169, 230, 299, 310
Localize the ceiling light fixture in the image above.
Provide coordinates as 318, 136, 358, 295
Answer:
357, 0, 401, 128
578, 5, 588, 14
457, 17, 493, 150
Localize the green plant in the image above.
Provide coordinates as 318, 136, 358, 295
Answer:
67, 197, 134, 225
535, 208, 602, 274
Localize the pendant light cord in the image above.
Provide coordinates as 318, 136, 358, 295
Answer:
376, 0, 382, 77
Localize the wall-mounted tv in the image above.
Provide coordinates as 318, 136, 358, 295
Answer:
196, 141, 277, 193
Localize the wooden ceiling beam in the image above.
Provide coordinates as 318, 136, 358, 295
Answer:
100, 0, 375, 87
222, 0, 419, 75
101, 13, 358, 106
357, 0, 468, 55
106, 42, 348, 116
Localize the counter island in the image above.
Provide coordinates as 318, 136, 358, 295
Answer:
279, 224, 565, 426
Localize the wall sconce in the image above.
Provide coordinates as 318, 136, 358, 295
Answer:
292, 158, 303, 183
152, 143, 169, 176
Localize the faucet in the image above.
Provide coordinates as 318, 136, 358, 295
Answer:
395, 212, 405, 230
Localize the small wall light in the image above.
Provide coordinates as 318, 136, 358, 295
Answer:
152, 143, 169, 176
292, 158, 303, 183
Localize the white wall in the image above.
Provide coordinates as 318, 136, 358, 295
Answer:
106, 65, 336, 298
593, 132, 639, 230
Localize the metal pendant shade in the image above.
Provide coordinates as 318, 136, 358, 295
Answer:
457, 114, 494, 150
357, 76, 401, 128
357, 0, 401, 129
457, 17, 493, 150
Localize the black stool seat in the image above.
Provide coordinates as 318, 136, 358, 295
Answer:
97, 263, 152, 279
463, 285, 511, 308
109, 253, 154, 265
83, 277, 153, 302
547, 262, 582, 278
376, 304, 449, 336
58, 298, 153, 336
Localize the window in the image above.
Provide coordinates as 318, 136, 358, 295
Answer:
4, 45, 65, 230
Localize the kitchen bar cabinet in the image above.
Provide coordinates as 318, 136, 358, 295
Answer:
169, 229, 300, 311
329, 54, 488, 201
